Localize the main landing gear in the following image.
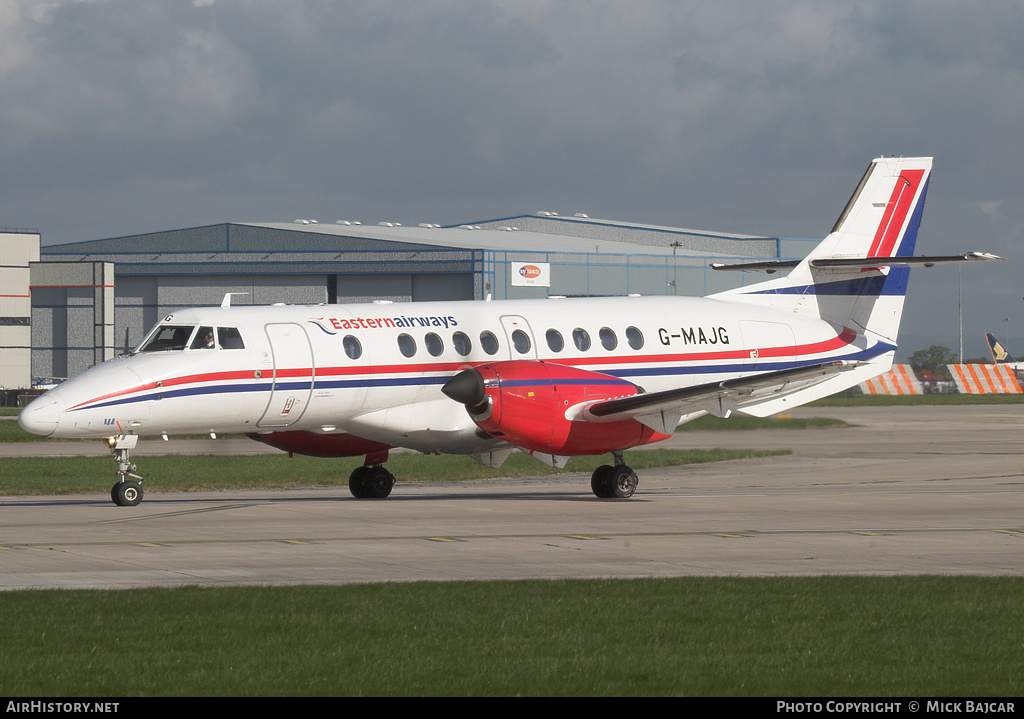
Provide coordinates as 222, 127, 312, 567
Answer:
107, 435, 144, 507
348, 464, 395, 499
590, 451, 639, 499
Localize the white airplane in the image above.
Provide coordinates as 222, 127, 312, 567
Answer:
18, 156, 1003, 506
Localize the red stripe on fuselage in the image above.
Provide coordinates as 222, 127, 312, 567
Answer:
568, 326, 857, 368
68, 368, 261, 410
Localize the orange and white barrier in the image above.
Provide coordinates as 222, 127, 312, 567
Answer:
859, 365, 923, 395
947, 364, 1023, 394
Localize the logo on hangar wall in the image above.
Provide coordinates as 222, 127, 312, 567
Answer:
511, 262, 551, 287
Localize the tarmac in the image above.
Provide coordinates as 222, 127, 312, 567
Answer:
1, 404, 1022, 589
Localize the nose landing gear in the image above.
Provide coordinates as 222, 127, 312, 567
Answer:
107, 435, 144, 507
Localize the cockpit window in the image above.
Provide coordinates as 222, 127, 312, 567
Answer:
218, 327, 245, 349
136, 324, 245, 353
190, 326, 216, 350
137, 325, 195, 353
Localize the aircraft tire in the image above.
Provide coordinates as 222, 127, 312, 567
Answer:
590, 465, 615, 498
112, 480, 144, 507
609, 465, 638, 499
365, 466, 395, 499
348, 466, 370, 498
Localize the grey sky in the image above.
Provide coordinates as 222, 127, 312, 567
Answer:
2, 1, 1022, 359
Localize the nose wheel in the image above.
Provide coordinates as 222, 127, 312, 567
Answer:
111, 479, 144, 507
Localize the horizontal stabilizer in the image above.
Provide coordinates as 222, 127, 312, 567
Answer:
711, 252, 1004, 273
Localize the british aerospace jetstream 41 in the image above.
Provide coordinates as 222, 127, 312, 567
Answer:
18, 157, 1003, 505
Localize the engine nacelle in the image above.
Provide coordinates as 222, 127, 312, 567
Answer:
442, 361, 671, 456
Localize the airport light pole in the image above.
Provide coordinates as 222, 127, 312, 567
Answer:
670, 242, 681, 296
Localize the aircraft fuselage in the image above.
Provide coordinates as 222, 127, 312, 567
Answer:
20, 294, 866, 454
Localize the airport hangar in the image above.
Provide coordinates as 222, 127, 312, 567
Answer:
4, 215, 815, 390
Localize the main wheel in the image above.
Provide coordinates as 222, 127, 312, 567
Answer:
608, 465, 638, 499
365, 466, 395, 499
112, 480, 143, 507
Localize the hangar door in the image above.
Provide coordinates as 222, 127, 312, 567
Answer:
331, 273, 474, 302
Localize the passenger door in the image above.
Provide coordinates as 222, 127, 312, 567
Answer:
499, 314, 537, 359
258, 323, 314, 427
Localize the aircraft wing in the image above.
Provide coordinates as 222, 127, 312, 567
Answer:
710, 252, 1004, 273
576, 360, 857, 434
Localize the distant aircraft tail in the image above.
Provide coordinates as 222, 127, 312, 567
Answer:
987, 333, 1016, 364
713, 156, 933, 345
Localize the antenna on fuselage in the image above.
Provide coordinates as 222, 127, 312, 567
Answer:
221, 293, 249, 308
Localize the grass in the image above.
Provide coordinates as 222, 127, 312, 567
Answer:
1, 577, 1021, 696
0, 448, 787, 496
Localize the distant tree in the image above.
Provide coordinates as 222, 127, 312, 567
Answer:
908, 345, 956, 379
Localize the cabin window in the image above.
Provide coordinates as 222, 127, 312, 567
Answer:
343, 335, 362, 360
599, 327, 617, 351
572, 328, 591, 352
546, 329, 564, 353
138, 325, 195, 352
452, 331, 472, 356
397, 333, 416, 358
218, 327, 245, 349
511, 329, 531, 354
425, 332, 444, 357
480, 330, 499, 356
626, 326, 644, 350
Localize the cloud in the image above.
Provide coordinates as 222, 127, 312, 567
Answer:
0, 1, 259, 142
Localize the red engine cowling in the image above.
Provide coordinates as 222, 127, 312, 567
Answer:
246, 430, 391, 463
442, 361, 671, 456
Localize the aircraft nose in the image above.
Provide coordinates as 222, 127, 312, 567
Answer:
18, 396, 60, 437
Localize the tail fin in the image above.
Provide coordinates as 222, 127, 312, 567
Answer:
714, 156, 933, 344
987, 333, 1016, 364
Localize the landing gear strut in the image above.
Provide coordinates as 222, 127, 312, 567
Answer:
107, 435, 144, 507
349, 464, 395, 499
590, 451, 638, 499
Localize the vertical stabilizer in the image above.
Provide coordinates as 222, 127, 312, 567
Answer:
987, 333, 1016, 364
714, 156, 933, 345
